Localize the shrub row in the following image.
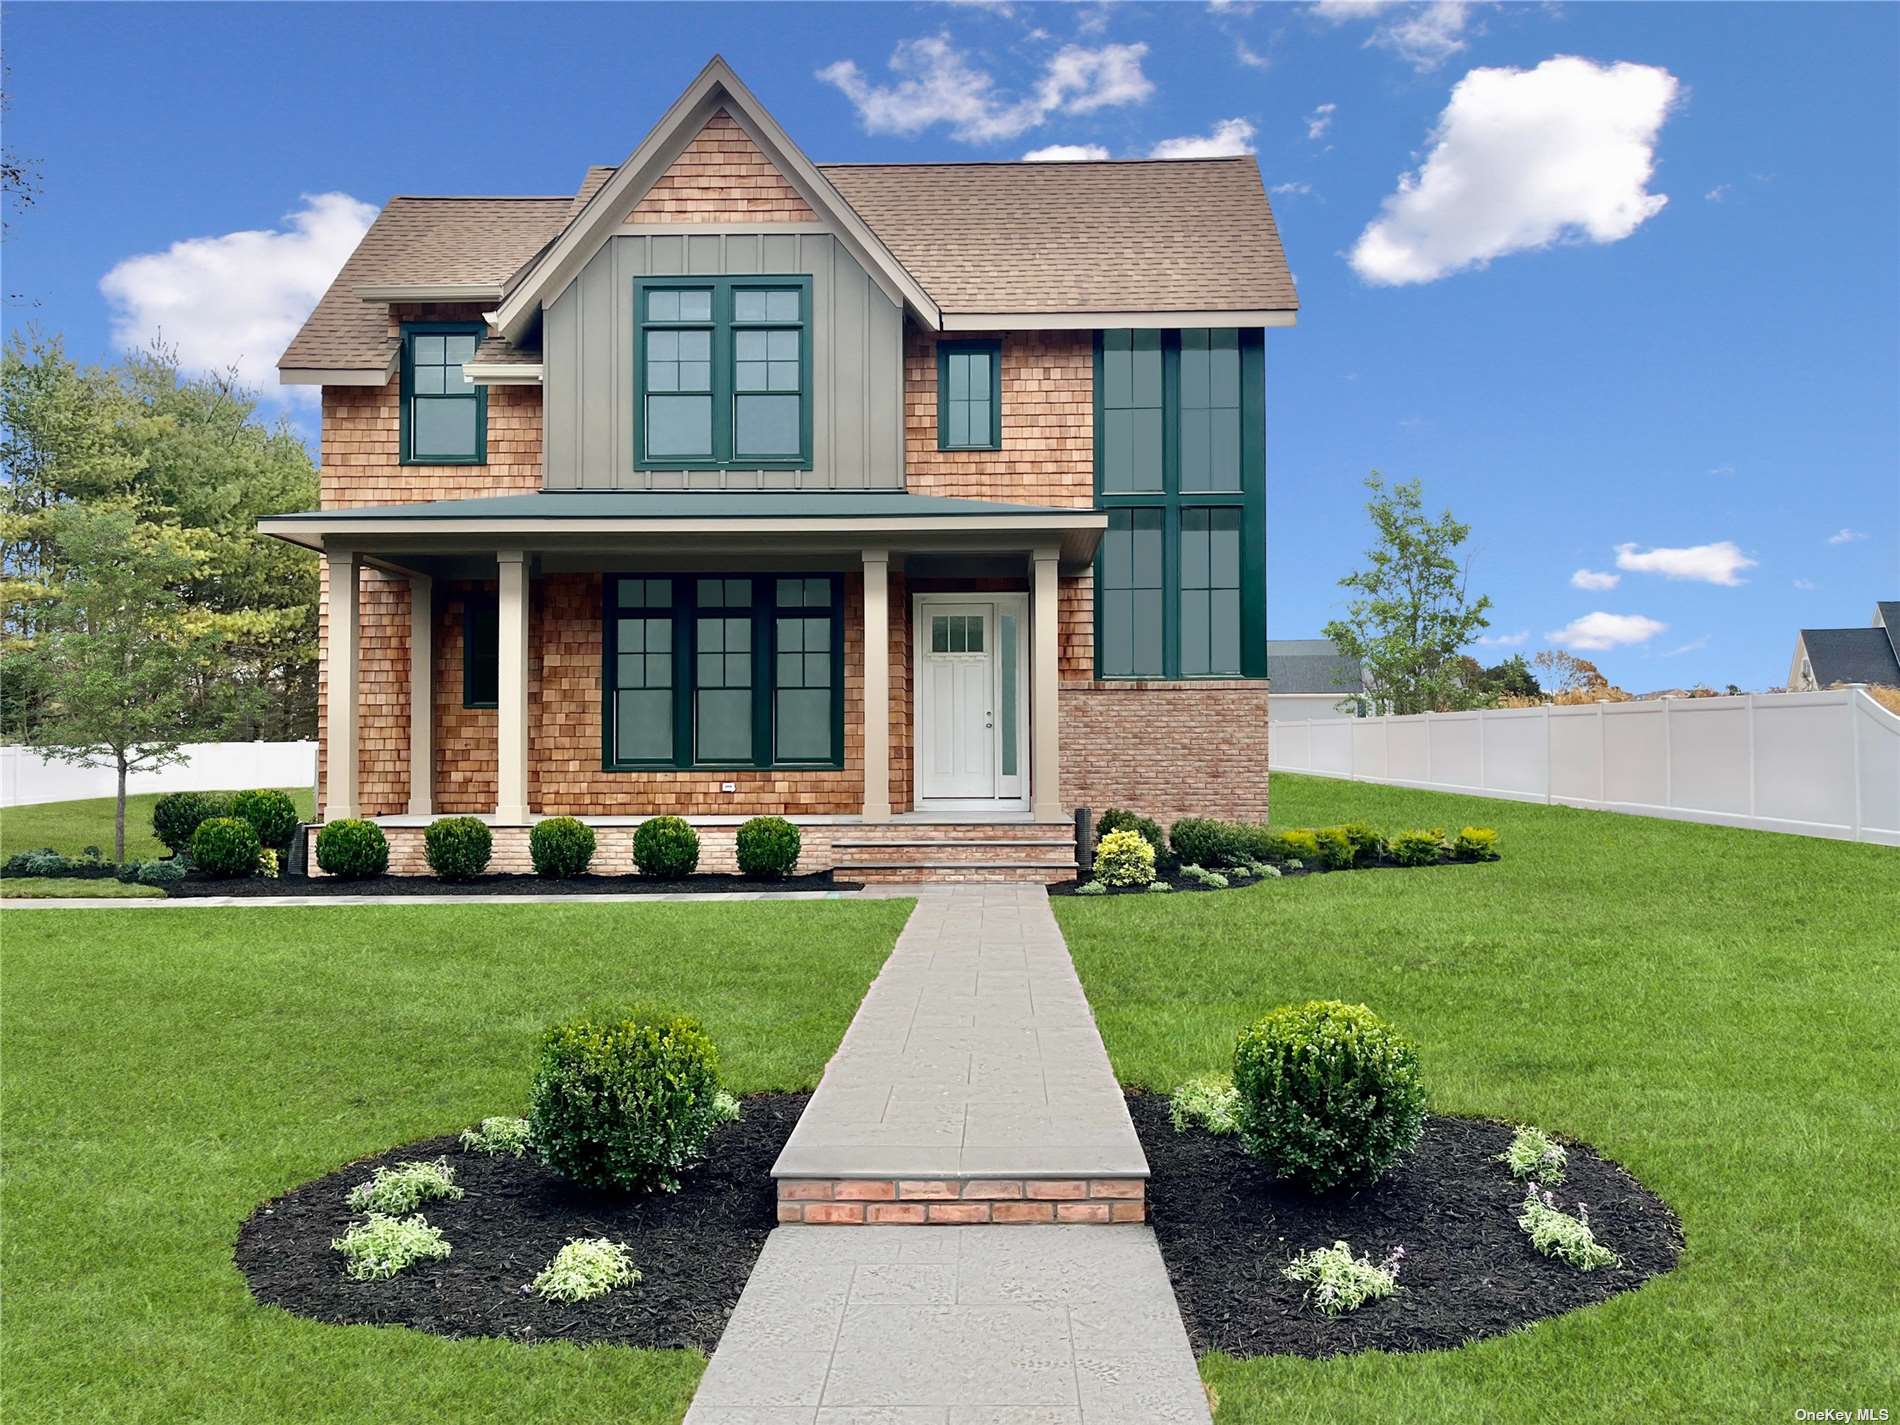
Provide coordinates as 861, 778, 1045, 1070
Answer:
152, 788, 298, 857
1092, 810, 1500, 882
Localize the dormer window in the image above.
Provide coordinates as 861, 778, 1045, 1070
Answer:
635, 277, 811, 470
400, 323, 486, 465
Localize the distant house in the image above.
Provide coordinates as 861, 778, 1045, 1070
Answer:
1788, 602, 1900, 691
1267, 639, 1367, 720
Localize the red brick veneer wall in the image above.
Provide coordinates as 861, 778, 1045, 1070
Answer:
1059, 680, 1270, 825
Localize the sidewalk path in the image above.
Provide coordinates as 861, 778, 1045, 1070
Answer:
688, 886, 1209, 1424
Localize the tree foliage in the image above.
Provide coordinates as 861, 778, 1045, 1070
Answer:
1, 331, 318, 738
1323, 474, 1494, 715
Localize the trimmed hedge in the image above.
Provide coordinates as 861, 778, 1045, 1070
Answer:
315, 819, 390, 879
229, 789, 300, 852
1389, 828, 1447, 866
425, 817, 493, 880
527, 1004, 727, 1193
530, 817, 596, 879
1167, 817, 1236, 870
152, 792, 230, 855
633, 816, 699, 879
735, 816, 800, 879
190, 816, 261, 879
1233, 999, 1427, 1193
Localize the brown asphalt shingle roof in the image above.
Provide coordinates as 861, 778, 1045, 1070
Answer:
281, 157, 1297, 371
818, 157, 1298, 316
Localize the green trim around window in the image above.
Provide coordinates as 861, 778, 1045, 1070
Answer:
936, 338, 1003, 451
400, 322, 487, 465
1092, 328, 1267, 680
632, 276, 814, 473
462, 592, 498, 708
600, 573, 845, 771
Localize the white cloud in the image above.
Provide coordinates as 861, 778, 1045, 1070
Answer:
1827, 527, 1867, 545
1614, 540, 1756, 586
818, 36, 1152, 143
1660, 634, 1710, 658
1793, 578, 1817, 591
1150, 117, 1256, 159
1546, 611, 1667, 652
1313, 1, 1476, 72
1022, 143, 1112, 161
1710, 464, 1735, 476
100, 192, 376, 403
1306, 101, 1337, 141
1705, 183, 1732, 202
1570, 568, 1621, 591
1234, 38, 1272, 71
1475, 629, 1528, 647
1349, 56, 1680, 286
1270, 181, 1313, 196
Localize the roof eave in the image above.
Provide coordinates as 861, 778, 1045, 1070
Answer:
278, 353, 397, 387
940, 308, 1297, 332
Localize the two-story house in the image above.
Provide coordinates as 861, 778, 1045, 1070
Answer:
264, 57, 1298, 880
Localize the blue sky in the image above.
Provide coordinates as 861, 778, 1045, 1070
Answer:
4, 1, 1896, 690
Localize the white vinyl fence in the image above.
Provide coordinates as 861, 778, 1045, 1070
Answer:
0, 741, 317, 809
1272, 688, 1900, 846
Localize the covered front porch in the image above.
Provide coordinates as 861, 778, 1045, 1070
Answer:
261, 493, 1104, 875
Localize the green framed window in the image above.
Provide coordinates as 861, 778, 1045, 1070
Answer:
462, 592, 498, 708
937, 339, 1002, 450
634, 277, 812, 470
603, 573, 844, 770
1093, 328, 1266, 679
401, 323, 486, 464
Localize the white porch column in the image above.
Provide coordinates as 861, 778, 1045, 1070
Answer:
495, 550, 532, 824
324, 549, 360, 820
861, 548, 893, 821
407, 572, 434, 817
1031, 545, 1062, 823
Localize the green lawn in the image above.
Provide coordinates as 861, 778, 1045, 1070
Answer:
0, 786, 315, 861
1, 898, 912, 1425
0, 876, 164, 898
1055, 773, 1900, 1423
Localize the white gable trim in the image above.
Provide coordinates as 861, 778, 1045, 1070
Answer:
492, 56, 940, 341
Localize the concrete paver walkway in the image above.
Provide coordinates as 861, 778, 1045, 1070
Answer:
690, 887, 1208, 1423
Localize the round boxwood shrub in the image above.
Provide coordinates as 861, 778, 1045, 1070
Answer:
152, 791, 230, 855
529, 816, 596, 879
1169, 817, 1238, 869
424, 816, 493, 880
315, 818, 390, 880
633, 815, 699, 879
229, 789, 300, 852
735, 815, 800, 879
190, 816, 262, 879
527, 1004, 727, 1193
1232, 1000, 1427, 1194
1096, 807, 1176, 874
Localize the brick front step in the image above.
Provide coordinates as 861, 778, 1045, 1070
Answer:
847, 863, 1078, 884
776, 1176, 1145, 1224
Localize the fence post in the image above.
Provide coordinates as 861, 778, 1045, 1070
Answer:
1848, 691, 1863, 841
1597, 702, 1607, 807
1543, 705, 1554, 805
1745, 693, 1758, 818
1477, 709, 1487, 793
1662, 697, 1674, 811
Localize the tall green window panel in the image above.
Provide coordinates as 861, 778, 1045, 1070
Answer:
1093, 328, 1266, 679
937, 339, 1002, 450
634, 278, 812, 471
401, 323, 486, 464
602, 574, 843, 771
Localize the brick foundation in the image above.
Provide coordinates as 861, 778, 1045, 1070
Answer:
1060, 679, 1270, 825
775, 1176, 1145, 1225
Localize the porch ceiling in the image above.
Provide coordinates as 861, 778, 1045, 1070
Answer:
259, 490, 1107, 569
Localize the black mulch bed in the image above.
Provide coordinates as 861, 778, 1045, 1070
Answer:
173, 870, 856, 897
1129, 1093, 1683, 1359
234, 1093, 806, 1350
1047, 859, 1489, 896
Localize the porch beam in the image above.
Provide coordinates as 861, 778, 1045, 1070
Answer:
861, 549, 893, 821
324, 549, 360, 820
1031, 546, 1062, 822
407, 572, 433, 817
495, 550, 532, 824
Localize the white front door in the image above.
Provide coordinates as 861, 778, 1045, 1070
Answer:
915, 596, 1028, 806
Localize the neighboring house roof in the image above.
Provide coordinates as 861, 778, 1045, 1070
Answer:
280, 194, 576, 372
1267, 639, 1365, 695
1798, 626, 1900, 687
820, 158, 1297, 320
281, 59, 1299, 374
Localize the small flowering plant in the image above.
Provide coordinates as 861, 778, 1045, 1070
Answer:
1282, 1239, 1405, 1316
346, 1157, 464, 1215
1496, 1124, 1567, 1185
332, 1214, 451, 1281
532, 1238, 641, 1303
1518, 1185, 1621, 1270
459, 1116, 533, 1157
1169, 1073, 1241, 1136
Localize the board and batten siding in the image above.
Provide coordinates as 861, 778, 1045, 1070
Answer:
542, 231, 904, 491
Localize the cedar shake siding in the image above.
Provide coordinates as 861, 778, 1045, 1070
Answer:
625, 110, 817, 224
